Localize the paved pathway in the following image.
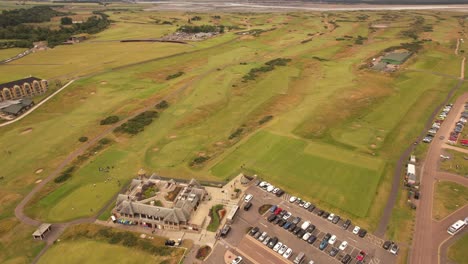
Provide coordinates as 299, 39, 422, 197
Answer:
0, 80, 75, 128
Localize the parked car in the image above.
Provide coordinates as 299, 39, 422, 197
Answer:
273, 242, 283, 252
342, 219, 351, 230
249, 227, 259, 236
277, 219, 287, 227
329, 247, 339, 257
306, 225, 315, 233
301, 221, 311, 230
258, 232, 267, 242
243, 202, 252, 211
302, 232, 312, 241
339, 241, 348, 250
268, 237, 278, 249
390, 244, 399, 255
341, 254, 352, 264
274, 207, 282, 215
283, 212, 292, 220
288, 223, 297, 232
323, 233, 332, 242
267, 214, 277, 222
232, 256, 243, 264
254, 231, 261, 239
263, 236, 271, 245
276, 189, 285, 197
292, 216, 301, 225
220, 225, 231, 237
269, 205, 278, 213
332, 215, 340, 224
307, 204, 316, 212
297, 229, 306, 238
272, 187, 279, 194
383, 241, 393, 250
322, 212, 330, 218
278, 245, 288, 255
298, 200, 306, 207
244, 194, 253, 202
293, 226, 302, 235
316, 209, 324, 216
267, 185, 275, 192
328, 235, 337, 245
358, 229, 367, 238
356, 251, 366, 261
283, 248, 293, 259
279, 210, 287, 217
307, 235, 317, 244
303, 202, 311, 209
289, 196, 297, 203
352, 226, 360, 235
327, 213, 335, 221
283, 221, 292, 229
319, 240, 328, 250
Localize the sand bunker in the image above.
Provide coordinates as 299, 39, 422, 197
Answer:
35, 179, 42, 184
100, 81, 107, 85
20, 128, 33, 135
35, 168, 43, 174
152, 147, 159, 152
169, 135, 177, 139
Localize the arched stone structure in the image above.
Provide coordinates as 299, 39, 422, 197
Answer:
22, 83, 33, 96
2, 88, 12, 100
32, 81, 42, 94
12, 85, 23, 99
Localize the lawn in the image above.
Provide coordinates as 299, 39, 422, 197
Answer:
448, 234, 468, 264
38, 240, 166, 264
433, 181, 468, 221
440, 149, 468, 176
211, 131, 385, 217
0, 48, 26, 60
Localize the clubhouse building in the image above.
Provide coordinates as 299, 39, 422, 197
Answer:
114, 171, 208, 232
0, 77, 48, 102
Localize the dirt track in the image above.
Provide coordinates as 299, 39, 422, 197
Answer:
410, 92, 468, 264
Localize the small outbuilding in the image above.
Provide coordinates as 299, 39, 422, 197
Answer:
32, 223, 51, 240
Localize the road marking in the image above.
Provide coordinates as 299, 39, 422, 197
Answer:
260, 223, 268, 228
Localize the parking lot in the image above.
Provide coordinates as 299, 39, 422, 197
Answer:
222, 183, 396, 264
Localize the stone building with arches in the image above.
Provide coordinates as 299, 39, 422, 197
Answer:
0, 77, 48, 102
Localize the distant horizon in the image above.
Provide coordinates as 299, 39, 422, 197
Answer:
136, 0, 468, 4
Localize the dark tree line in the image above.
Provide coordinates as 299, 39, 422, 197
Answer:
0, 7, 110, 48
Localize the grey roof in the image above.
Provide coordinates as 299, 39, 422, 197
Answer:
0, 77, 42, 89
33, 223, 51, 236
118, 200, 188, 223
20, 98, 33, 106
2, 104, 25, 115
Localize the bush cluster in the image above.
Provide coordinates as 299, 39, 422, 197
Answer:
228, 128, 243, 140
54, 166, 75, 183
155, 100, 169, 110
100, 115, 119, 125
258, 115, 273, 125
191, 156, 209, 166
166, 72, 184, 80
78, 136, 88, 142
114, 111, 158, 135
242, 58, 291, 81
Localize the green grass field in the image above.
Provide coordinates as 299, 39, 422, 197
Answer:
0, 6, 465, 263
433, 181, 468, 221
440, 149, 468, 176
448, 234, 468, 264
212, 131, 384, 217
38, 240, 165, 264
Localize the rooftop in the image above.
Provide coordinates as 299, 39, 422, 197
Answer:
32, 223, 51, 237
0, 77, 42, 89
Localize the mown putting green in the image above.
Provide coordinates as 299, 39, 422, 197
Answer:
211, 131, 384, 217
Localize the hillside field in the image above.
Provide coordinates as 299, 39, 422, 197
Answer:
0, 5, 465, 263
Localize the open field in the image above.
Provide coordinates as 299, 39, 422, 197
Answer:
212, 131, 384, 216
0, 48, 26, 61
448, 234, 468, 264
433, 181, 468, 221
0, 5, 465, 263
440, 149, 468, 176
37, 223, 184, 264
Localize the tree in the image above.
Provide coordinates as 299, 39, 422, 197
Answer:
61, 17, 73, 25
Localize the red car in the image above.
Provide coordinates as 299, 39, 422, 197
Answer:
356, 251, 366, 261
274, 207, 283, 215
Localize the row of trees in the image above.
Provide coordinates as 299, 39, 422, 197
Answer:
0, 6, 66, 27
